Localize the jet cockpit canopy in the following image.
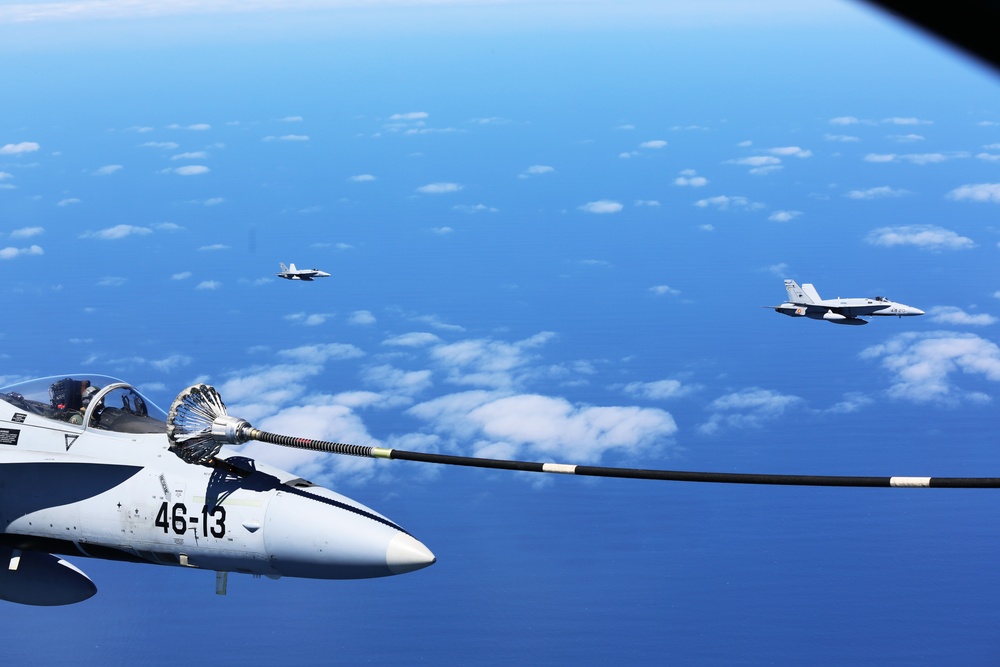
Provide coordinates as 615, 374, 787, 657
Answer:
0, 375, 167, 434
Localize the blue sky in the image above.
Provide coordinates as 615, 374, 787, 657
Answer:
3, 1, 1000, 664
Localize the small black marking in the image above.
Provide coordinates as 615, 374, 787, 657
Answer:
0, 428, 20, 446
11, 413, 26, 423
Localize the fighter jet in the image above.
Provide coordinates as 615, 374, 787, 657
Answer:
276, 262, 330, 281
772, 279, 924, 325
0, 376, 435, 605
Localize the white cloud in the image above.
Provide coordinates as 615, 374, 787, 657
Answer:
845, 186, 909, 199
634, 200, 660, 207
860, 332, 1000, 404
349, 174, 376, 182
765, 262, 789, 276
169, 123, 211, 131
947, 183, 1000, 203
698, 388, 803, 435
408, 391, 677, 464
278, 343, 365, 364
149, 354, 193, 372
220, 364, 322, 409
196, 280, 221, 290
284, 312, 331, 326
454, 204, 498, 214
865, 225, 975, 250
172, 165, 210, 176
649, 285, 680, 296
578, 200, 623, 214
694, 195, 763, 211
97, 276, 126, 287
674, 170, 708, 187
639, 140, 667, 149
93, 164, 123, 176
390, 112, 429, 121
350, 310, 376, 325
282, 116, 303, 122
416, 182, 462, 194
0, 245, 43, 259
824, 133, 860, 142
864, 152, 964, 165
430, 332, 556, 389
621, 379, 696, 400
57, 198, 81, 206
10, 226, 43, 239
830, 116, 861, 125
81, 224, 153, 240
198, 243, 229, 251
383, 332, 443, 348
767, 146, 811, 158
768, 210, 802, 222
927, 306, 997, 326
264, 134, 309, 142
902, 153, 954, 165
171, 151, 209, 160
727, 156, 781, 167
431, 226, 453, 235
171, 271, 191, 280
412, 314, 465, 332
888, 133, 924, 143
0, 142, 39, 155
882, 117, 931, 125
519, 165, 554, 178
140, 141, 179, 149
363, 364, 433, 395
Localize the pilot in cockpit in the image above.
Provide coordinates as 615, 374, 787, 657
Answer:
49, 378, 100, 425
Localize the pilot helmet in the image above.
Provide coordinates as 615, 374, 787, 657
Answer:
81, 385, 99, 406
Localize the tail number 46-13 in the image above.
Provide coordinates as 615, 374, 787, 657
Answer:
155, 502, 227, 538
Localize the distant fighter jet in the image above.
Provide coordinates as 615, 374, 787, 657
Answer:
772, 279, 924, 325
276, 262, 330, 281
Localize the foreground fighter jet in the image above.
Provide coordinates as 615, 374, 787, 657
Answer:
0, 376, 434, 606
772, 279, 924, 325
276, 262, 330, 281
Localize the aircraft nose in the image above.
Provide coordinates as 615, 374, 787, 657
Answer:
387, 532, 437, 574
264, 487, 435, 579
911, 307, 925, 316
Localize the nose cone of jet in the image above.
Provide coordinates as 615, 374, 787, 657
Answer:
265, 487, 435, 579
387, 532, 436, 574
910, 307, 925, 316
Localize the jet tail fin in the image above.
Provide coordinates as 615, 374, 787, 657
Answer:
289, 263, 297, 272
801, 283, 822, 303
784, 279, 814, 304
280, 263, 289, 273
